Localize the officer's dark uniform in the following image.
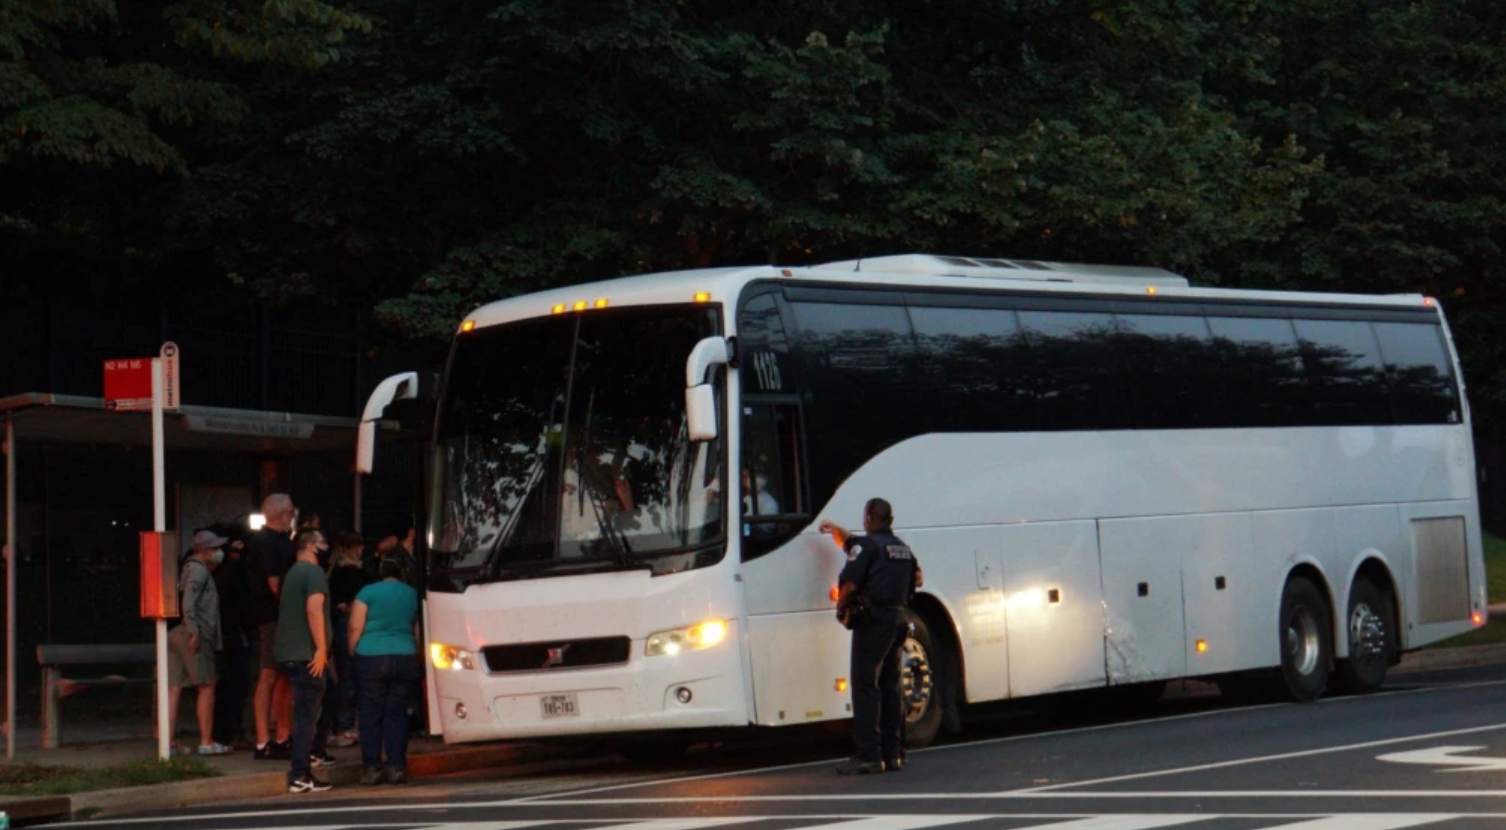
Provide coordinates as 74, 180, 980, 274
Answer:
838, 526, 918, 768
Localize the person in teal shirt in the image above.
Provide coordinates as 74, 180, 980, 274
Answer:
348, 553, 421, 785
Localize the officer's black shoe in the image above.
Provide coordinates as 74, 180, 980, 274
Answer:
835, 760, 885, 776
883, 757, 903, 772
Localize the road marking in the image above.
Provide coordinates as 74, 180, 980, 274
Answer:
494, 792, 1506, 802
515, 702, 1293, 802
1377, 745, 1506, 772
1007, 817, 1211, 829
524, 676, 1506, 803
1254, 817, 1456, 830
767, 818, 990, 830
1012, 721, 1506, 793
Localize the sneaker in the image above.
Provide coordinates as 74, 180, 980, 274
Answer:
310, 751, 337, 768
835, 759, 884, 776
360, 766, 384, 786
383, 767, 408, 785
288, 776, 332, 794
197, 743, 233, 756
327, 730, 358, 748
883, 757, 903, 772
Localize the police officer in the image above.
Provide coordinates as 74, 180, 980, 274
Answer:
819, 498, 922, 776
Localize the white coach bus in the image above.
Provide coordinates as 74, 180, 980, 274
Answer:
359, 253, 1486, 751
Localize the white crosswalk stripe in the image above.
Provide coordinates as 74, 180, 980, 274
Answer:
768, 817, 992, 830
1246, 817, 1458, 830
1008, 817, 1214, 830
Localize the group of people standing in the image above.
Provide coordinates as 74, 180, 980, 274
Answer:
167, 494, 426, 794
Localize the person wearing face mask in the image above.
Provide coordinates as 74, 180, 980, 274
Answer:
275, 529, 338, 793
166, 529, 233, 756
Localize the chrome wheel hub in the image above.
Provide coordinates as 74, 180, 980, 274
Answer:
1349, 602, 1386, 660
900, 637, 933, 724
1286, 605, 1321, 676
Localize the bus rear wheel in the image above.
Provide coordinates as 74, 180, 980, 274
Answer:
1273, 576, 1332, 702
899, 609, 946, 748
1331, 578, 1394, 695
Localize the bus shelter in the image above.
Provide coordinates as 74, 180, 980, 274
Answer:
0, 392, 406, 758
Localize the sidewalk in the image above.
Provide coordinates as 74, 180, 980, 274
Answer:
0, 732, 560, 825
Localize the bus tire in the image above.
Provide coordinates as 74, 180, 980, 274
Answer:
1331, 578, 1394, 695
1274, 576, 1332, 702
899, 609, 946, 748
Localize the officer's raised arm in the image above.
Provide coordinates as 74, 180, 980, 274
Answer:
817, 519, 849, 550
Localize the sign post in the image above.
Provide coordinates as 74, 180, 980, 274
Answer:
151, 357, 169, 761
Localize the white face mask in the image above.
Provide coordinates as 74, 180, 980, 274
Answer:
209, 549, 225, 568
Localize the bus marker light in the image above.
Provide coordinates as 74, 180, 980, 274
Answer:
460, 320, 476, 333
1425, 297, 1437, 306
573, 300, 588, 311
551, 304, 567, 314
1473, 612, 1484, 626
1147, 286, 1158, 296
594, 298, 610, 309
693, 292, 712, 303
829, 587, 840, 602
836, 679, 848, 692
1196, 639, 1208, 654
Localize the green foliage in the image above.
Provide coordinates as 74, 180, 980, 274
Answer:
8, 0, 1506, 433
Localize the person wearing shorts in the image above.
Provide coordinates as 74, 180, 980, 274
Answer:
167, 529, 233, 756
248, 494, 298, 759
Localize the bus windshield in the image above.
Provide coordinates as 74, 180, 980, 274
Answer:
427, 305, 725, 587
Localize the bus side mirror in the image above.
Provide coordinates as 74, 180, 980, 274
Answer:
357, 371, 437, 474
685, 336, 730, 443
687, 384, 718, 442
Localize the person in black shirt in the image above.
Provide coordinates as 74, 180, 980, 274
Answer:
211, 523, 254, 748
819, 498, 922, 776
326, 531, 370, 746
247, 493, 298, 759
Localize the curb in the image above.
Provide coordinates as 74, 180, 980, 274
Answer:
6, 742, 541, 824
1395, 643, 1506, 674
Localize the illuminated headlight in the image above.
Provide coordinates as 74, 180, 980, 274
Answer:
430, 642, 476, 671
645, 620, 728, 657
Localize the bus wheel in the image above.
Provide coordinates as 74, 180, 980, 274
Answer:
900, 610, 945, 748
1275, 576, 1332, 702
1332, 579, 1394, 695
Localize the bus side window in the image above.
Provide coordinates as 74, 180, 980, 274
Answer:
741, 402, 807, 560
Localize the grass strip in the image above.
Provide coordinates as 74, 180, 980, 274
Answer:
0, 757, 219, 797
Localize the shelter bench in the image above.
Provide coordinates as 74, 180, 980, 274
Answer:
36, 643, 155, 749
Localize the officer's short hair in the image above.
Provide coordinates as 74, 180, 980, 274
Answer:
865, 498, 893, 527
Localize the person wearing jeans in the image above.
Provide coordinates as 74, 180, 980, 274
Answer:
348, 553, 421, 785
274, 529, 335, 793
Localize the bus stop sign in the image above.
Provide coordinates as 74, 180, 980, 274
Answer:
103, 359, 153, 411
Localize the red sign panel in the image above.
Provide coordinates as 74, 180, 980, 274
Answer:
104, 358, 153, 411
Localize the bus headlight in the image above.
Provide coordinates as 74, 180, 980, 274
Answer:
430, 643, 476, 671
645, 620, 728, 657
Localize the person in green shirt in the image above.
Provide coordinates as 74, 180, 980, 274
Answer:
348, 553, 422, 785
275, 530, 336, 793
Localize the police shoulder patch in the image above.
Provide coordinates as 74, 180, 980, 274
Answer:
847, 543, 862, 562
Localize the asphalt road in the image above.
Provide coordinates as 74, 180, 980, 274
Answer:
64, 665, 1506, 830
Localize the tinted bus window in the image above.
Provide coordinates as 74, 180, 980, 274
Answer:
909, 305, 1036, 432
1116, 314, 1216, 429
789, 301, 920, 505
738, 293, 793, 396
1372, 322, 1461, 424
1018, 311, 1130, 430
1208, 316, 1304, 427
1292, 319, 1389, 426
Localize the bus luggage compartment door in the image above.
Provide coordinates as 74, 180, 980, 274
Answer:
1098, 517, 1189, 684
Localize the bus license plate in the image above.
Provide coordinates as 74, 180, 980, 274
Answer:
540, 693, 579, 719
